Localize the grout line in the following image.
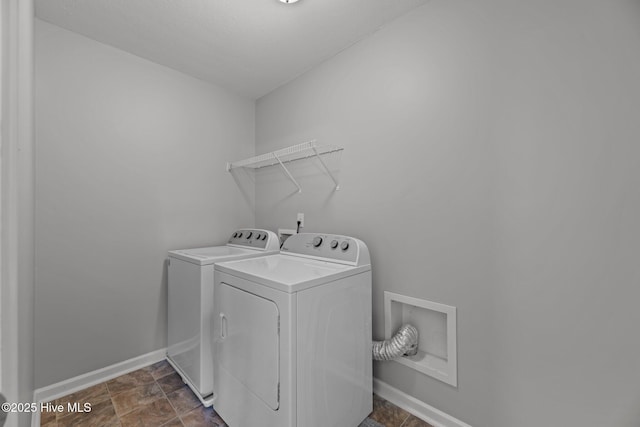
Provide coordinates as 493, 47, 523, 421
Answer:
152, 364, 185, 427
105, 382, 118, 424
157, 376, 177, 419
398, 411, 411, 427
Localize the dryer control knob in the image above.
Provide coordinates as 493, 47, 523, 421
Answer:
330, 240, 339, 249
246, 231, 253, 239
233, 232, 238, 238
313, 236, 323, 247
237, 232, 243, 238
262, 234, 267, 240
255, 233, 261, 240
340, 241, 350, 251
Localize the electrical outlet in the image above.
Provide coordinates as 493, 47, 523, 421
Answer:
297, 213, 304, 228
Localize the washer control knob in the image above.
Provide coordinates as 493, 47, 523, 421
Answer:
246, 231, 253, 239
330, 240, 339, 249
233, 232, 238, 238
255, 233, 261, 240
237, 232, 243, 238
313, 236, 323, 247
262, 234, 267, 240
340, 241, 350, 251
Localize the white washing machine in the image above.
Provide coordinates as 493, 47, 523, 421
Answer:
213, 233, 372, 427
167, 229, 279, 406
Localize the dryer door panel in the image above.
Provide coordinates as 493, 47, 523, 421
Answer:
217, 282, 280, 410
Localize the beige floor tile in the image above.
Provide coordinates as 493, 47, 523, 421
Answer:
166, 386, 201, 415
369, 394, 411, 427
401, 414, 434, 427
147, 360, 176, 380
55, 383, 110, 407
39, 402, 57, 425
111, 382, 164, 417
160, 418, 184, 427
119, 398, 177, 427
57, 398, 119, 427
107, 369, 156, 395
156, 372, 185, 395
180, 405, 226, 427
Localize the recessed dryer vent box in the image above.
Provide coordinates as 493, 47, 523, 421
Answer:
278, 228, 297, 246
384, 292, 457, 387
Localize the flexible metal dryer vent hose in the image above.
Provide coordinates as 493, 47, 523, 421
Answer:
372, 324, 419, 361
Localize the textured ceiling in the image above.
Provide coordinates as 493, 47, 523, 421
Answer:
36, 0, 428, 99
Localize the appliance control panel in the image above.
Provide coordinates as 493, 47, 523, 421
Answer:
227, 229, 279, 251
281, 233, 370, 266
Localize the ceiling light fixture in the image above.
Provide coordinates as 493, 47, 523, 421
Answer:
279, 0, 300, 3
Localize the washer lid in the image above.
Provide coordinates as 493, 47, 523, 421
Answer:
168, 246, 261, 265
215, 254, 370, 293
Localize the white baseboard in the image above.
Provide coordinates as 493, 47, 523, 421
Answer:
373, 378, 472, 427
32, 348, 167, 427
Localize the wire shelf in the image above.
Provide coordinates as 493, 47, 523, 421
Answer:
226, 140, 343, 193
226, 140, 343, 170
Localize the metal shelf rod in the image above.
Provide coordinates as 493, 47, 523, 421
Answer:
273, 152, 302, 193
311, 146, 340, 191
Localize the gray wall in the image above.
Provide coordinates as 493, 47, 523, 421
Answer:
34, 20, 255, 388
255, 1, 640, 426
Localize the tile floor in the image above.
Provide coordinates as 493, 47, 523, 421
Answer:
40, 360, 433, 427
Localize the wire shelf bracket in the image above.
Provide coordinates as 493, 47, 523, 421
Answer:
226, 140, 343, 193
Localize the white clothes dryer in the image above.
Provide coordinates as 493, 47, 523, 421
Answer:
213, 233, 372, 427
167, 229, 279, 406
